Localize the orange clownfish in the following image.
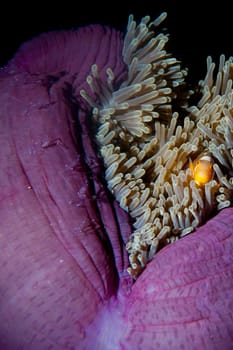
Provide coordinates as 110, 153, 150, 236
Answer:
190, 155, 214, 186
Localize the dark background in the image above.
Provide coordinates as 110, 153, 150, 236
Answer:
0, 1, 232, 84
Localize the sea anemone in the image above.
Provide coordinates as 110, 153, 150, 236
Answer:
81, 13, 233, 278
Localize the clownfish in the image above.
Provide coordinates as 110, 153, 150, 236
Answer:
190, 155, 214, 186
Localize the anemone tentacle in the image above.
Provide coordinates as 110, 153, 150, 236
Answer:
81, 13, 233, 278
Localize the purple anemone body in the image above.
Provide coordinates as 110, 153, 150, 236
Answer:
0, 23, 233, 350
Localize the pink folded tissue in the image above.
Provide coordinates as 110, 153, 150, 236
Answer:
0, 12, 233, 350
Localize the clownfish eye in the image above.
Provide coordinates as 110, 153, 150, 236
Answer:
190, 156, 214, 185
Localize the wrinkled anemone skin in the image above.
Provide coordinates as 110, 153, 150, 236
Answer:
0, 23, 233, 350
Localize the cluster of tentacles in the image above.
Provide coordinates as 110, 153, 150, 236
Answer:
80, 12, 233, 278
